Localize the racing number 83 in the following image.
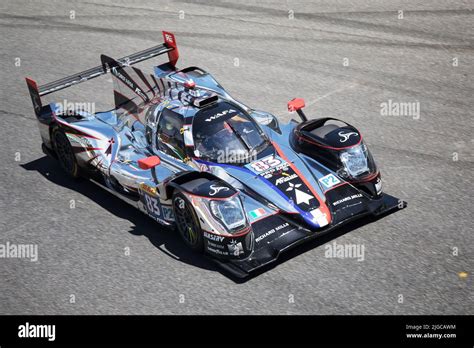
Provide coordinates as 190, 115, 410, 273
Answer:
144, 195, 161, 217
250, 156, 282, 173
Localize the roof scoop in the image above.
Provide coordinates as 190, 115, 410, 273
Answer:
177, 86, 218, 108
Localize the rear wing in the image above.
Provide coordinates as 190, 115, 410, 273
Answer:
25, 31, 179, 116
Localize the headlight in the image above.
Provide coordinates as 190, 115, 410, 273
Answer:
209, 196, 247, 232
340, 144, 370, 178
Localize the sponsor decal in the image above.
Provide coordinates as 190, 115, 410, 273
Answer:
112, 67, 135, 91
162, 206, 174, 221
227, 240, 244, 256
310, 208, 329, 227
338, 131, 358, 143
203, 232, 225, 242
319, 173, 341, 189
207, 247, 229, 256
275, 173, 298, 185
209, 184, 230, 196
286, 182, 314, 205
183, 124, 193, 146
139, 186, 173, 224
207, 241, 225, 249
255, 222, 290, 243
249, 208, 266, 221
143, 194, 161, 217
139, 182, 158, 197
248, 155, 321, 211
247, 155, 287, 175
205, 109, 237, 122
18, 322, 55, 342
332, 193, 363, 207
164, 32, 174, 43
111, 64, 149, 104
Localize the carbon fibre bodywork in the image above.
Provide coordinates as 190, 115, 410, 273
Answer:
25, 31, 406, 277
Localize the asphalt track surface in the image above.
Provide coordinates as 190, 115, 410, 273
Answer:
1, 0, 473, 315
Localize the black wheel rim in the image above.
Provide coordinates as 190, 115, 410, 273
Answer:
54, 131, 75, 173
173, 197, 199, 246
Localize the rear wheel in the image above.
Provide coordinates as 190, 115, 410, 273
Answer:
52, 127, 80, 179
172, 191, 204, 251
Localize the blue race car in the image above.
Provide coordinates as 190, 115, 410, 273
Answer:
25, 31, 405, 277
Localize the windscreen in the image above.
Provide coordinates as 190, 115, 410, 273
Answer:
193, 102, 268, 163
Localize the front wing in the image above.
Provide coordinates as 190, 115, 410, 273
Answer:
212, 193, 404, 278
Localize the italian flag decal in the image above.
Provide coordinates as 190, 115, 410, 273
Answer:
249, 208, 266, 220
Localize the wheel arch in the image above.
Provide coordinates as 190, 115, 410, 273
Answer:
165, 171, 237, 200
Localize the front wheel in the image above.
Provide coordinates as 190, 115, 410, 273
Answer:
172, 191, 204, 252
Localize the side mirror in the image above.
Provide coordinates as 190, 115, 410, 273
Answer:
138, 156, 161, 170
287, 98, 305, 112
287, 98, 308, 122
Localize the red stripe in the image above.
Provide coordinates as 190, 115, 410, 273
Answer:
71, 146, 103, 151
71, 146, 104, 154
352, 171, 379, 183
53, 112, 101, 140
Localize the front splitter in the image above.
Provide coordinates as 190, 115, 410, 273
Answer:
210, 193, 406, 278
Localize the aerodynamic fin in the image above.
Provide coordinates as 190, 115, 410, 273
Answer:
24, 30, 179, 117
162, 31, 179, 67
101, 54, 154, 120
25, 78, 42, 117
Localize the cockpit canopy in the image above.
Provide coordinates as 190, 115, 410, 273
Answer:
192, 102, 269, 164
148, 99, 270, 164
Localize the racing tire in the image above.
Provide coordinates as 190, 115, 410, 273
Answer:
52, 127, 80, 179
172, 191, 204, 252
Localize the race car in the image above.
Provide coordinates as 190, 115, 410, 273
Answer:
25, 31, 405, 277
